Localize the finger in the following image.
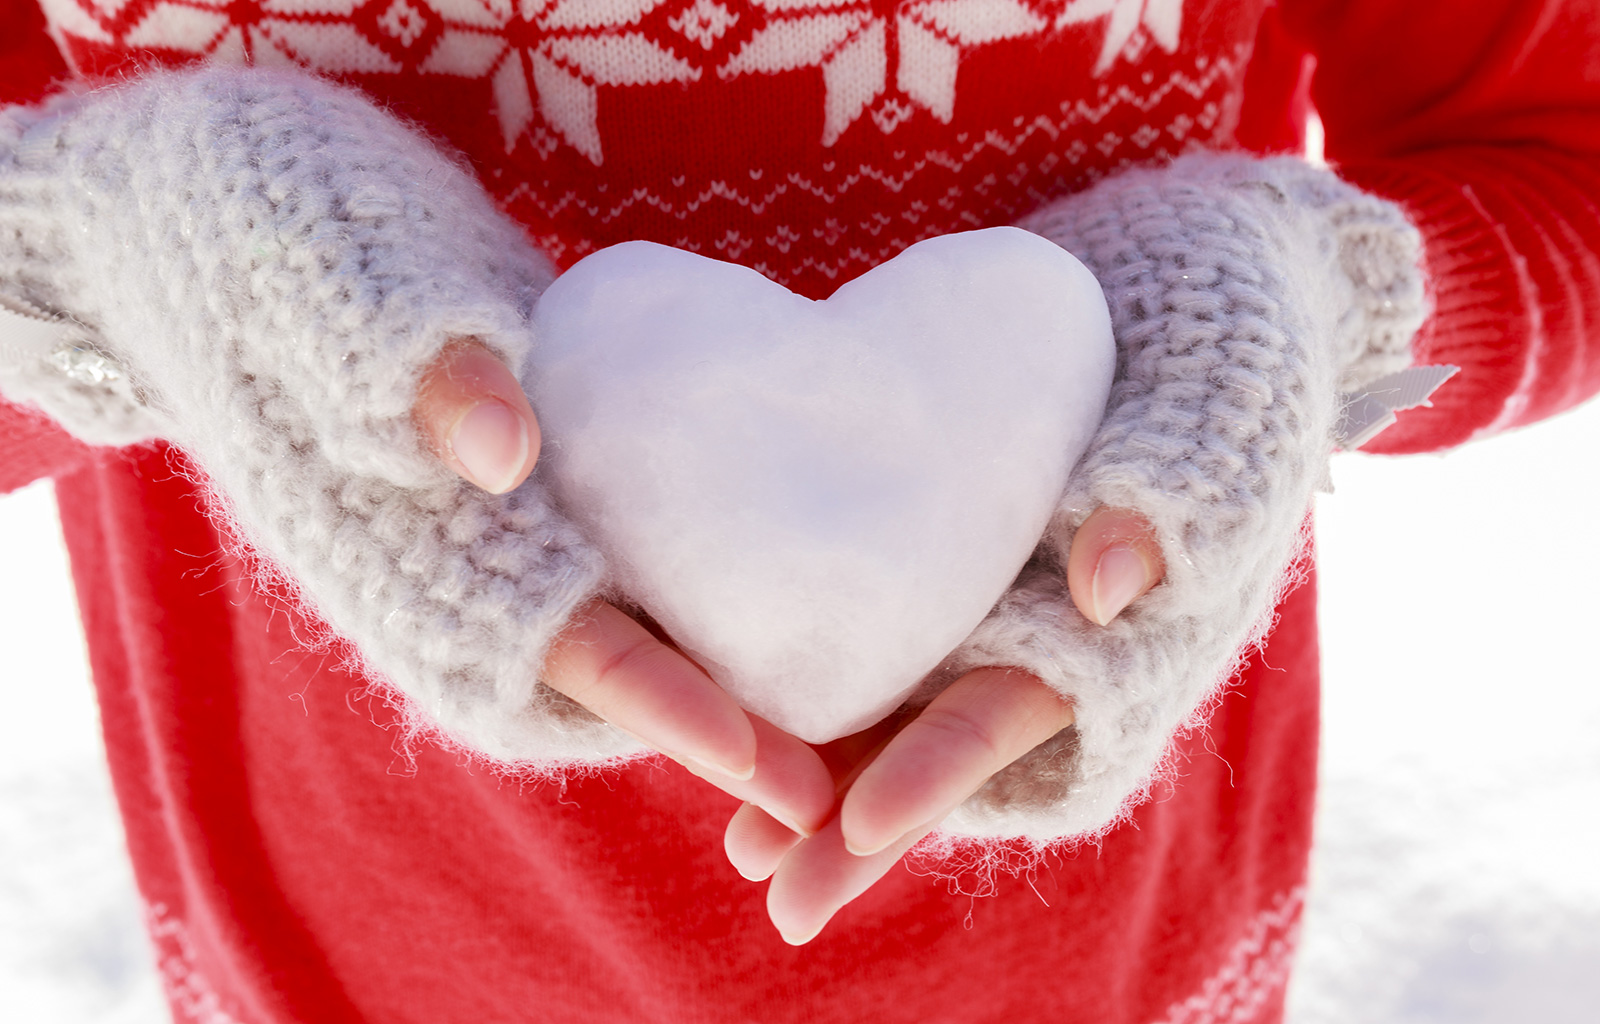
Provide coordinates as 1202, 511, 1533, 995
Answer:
839, 668, 1074, 858
413, 337, 540, 494
724, 802, 805, 882
545, 602, 757, 780
765, 813, 934, 946
1066, 505, 1166, 626
681, 713, 836, 841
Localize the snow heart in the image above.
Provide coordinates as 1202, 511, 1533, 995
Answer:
528, 228, 1114, 743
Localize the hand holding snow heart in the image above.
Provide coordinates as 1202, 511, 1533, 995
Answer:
411, 229, 1167, 943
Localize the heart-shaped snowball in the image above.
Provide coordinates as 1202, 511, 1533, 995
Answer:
528, 228, 1114, 743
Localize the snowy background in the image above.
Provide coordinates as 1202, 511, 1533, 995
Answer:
3, 399, 1599, 1023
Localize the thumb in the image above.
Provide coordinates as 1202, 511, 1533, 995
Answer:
413, 337, 540, 494
1066, 506, 1166, 626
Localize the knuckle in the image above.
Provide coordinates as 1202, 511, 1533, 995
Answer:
912, 705, 1005, 767
587, 633, 669, 699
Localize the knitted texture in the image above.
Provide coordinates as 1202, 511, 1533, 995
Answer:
0, 66, 638, 765
933, 153, 1427, 842
0, 64, 1427, 833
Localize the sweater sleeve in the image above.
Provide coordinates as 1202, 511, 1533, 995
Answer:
1282, 0, 1600, 452
930, 1, 1600, 845
0, 0, 96, 492
0, 65, 646, 768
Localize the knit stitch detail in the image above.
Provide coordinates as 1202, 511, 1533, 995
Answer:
1340, 160, 1546, 454
0, 66, 638, 766
933, 153, 1426, 842
0, 68, 1428, 826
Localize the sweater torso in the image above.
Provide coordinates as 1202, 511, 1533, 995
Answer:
29, 2, 1315, 1022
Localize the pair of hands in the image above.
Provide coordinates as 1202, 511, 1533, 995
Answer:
414, 340, 1166, 944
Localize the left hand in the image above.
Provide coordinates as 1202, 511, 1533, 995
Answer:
731, 504, 1166, 945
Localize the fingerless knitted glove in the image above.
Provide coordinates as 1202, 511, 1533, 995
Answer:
0, 67, 641, 766
936, 153, 1427, 843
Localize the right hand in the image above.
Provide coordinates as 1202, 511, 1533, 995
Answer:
731, 503, 1167, 943
412, 338, 836, 839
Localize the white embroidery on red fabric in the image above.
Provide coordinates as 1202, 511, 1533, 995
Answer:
718, 0, 1051, 145
669, 0, 739, 48
424, 0, 704, 162
41, 0, 1187, 161
144, 901, 247, 1024
500, 42, 1244, 280
1058, 0, 1182, 74
1151, 887, 1306, 1024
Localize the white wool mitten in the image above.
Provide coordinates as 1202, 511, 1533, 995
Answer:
934, 153, 1427, 843
0, 67, 640, 765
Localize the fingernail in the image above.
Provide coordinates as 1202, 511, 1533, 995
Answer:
448, 399, 529, 494
764, 809, 814, 839
845, 814, 938, 858
684, 754, 757, 783
736, 862, 777, 883
779, 923, 825, 946
1090, 543, 1150, 626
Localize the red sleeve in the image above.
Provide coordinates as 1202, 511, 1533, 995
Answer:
1282, 0, 1600, 454
0, 0, 68, 104
1, 0, 95, 491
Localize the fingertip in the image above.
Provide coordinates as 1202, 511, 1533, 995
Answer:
842, 835, 888, 858
838, 787, 896, 858
1087, 542, 1153, 626
686, 753, 757, 783
1068, 506, 1165, 625
745, 714, 836, 837
448, 398, 533, 494
837, 776, 929, 861
779, 923, 825, 947
659, 705, 759, 785
724, 802, 804, 882
766, 816, 933, 946
705, 718, 761, 783
839, 668, 1070, 857
416, 337, 541, 493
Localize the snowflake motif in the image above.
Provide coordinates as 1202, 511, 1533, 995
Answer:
1056, 0, 1182, 74
106, 0, 425, 73
719, 0, 1051, 145
40, 0, 1187, 163
417, 0, 701, 162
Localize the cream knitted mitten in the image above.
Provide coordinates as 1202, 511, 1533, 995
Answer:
0, 67, 640, 766
934, 153, 1427, 843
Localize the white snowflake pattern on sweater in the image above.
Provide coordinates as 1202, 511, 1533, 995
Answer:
39, 0, 1184, 161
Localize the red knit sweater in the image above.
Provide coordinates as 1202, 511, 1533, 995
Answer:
2, 1, 1597, 1022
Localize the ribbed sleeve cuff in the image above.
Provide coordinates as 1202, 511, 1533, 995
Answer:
1337, 156, 1547, 454
0, 396, 95, 493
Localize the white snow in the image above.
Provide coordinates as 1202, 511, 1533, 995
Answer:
1288, 399, 1600, 1024
530, 230, 1115, 742
0, 480, 167, 1024
3, 395, 1598, 1023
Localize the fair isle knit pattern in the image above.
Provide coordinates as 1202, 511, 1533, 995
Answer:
937, 153, 1425, 840
39, 0, 1247, 299
0, 68, 637, 766
39, 0, 1186, 159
